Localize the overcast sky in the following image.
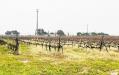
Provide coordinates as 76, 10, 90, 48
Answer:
0, 0, 119, 35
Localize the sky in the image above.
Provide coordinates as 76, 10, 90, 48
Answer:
0, 0, 119, 35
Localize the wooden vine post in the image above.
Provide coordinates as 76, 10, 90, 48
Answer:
48, 32, 51, 51
100, 35, 104, 51
14, 37, 19, 55
58, 36, 61, 52
58, 35, 63, 53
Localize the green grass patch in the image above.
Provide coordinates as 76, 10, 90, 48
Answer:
0, 45, 9, 54
0, 44, 119, 75
19, 43, 30, 53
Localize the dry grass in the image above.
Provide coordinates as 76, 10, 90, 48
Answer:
1, 44, 119, 75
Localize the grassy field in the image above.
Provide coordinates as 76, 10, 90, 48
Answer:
0, 44, 119, 75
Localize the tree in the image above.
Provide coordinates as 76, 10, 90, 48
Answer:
91, 32, 97, 36
76, 32, 109, 36
36, 29, 48, 35
5, 30, 20, 36
50, 32, 54, 34
82, 32, 89, 36
97, 32, 109, 35
11, 30, 20, 36
57, 30, 65, 36
77, 32, 82, 36
5, 31, 11, 35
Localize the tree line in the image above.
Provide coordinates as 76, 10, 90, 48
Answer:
77, 32, 109, 36
4, 29, 109, 36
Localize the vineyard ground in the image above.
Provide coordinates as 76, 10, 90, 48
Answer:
0, 43, 119, 75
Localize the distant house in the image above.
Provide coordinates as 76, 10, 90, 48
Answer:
49, 32, 57, 37
5, 30, 20, 37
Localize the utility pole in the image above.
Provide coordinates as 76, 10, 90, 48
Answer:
35, 9, 39, 35
86, 24, 89, 36
87, 24, 88, 34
